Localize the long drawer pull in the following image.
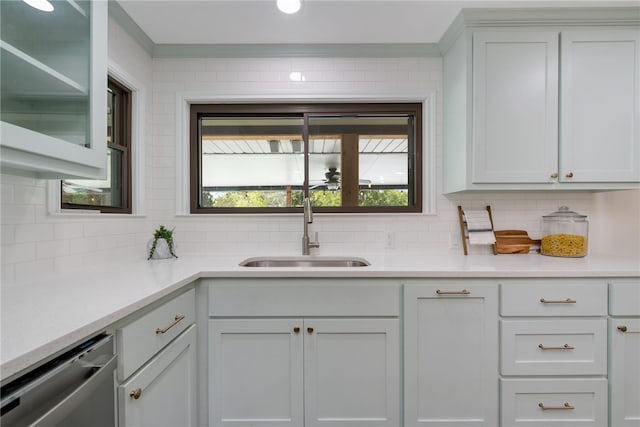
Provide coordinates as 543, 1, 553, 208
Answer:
155, 314, 185, 334
436, 289, 470, 295
538, 402, 574, 410
540, 298, 576, 304
538, 343, 574, 350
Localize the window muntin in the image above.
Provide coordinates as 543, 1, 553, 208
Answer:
190, 103, 422, 213
61, 77, 131, 213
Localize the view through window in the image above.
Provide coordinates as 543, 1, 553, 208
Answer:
61, 77, 131, 213
190, 103, 422, 213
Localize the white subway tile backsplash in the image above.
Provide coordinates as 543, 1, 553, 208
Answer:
2, 25, 637, 285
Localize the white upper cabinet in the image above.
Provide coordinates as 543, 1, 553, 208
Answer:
0, 0, 107, 179
560, 30, 640, 183
442, 9, 640, 192
472, 31, 559, 184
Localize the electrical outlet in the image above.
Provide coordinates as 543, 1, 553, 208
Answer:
385, 232, 395, 249
450, 231, 461, 249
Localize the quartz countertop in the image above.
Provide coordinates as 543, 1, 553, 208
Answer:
2, 252, 639, 381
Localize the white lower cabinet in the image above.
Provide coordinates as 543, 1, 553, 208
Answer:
209, 318, 399, 427
115, 288, 197, 427
118, 325, 197, 427
403, 281, 499, 426
501, 378, 608, 426
609, 280, 640, 427
500, 279, 609, 427
206, 279, 401, 427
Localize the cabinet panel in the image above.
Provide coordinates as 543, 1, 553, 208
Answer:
404, 281, 498, 426
501, 319, 607, 375
500, 378, 607, 427
304, 319, 400, 427
209, 319, 304, 427
208, 279, 399, 317
609, 279, 640, 316
560, 30, 640, 183
0, 0, 107, 178
117, 289, 195, 381
609, 319, 640, 427
118, 325, 197, 427
472, 31, 558, 183
500, 281, 607, 316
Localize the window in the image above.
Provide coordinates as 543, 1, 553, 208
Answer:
190, 103, 422, 213
61, 77, 132, 213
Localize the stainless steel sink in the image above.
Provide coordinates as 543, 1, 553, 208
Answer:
239, 256, 370, 268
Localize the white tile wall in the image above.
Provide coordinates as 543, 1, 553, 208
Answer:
2, 16, 638, 284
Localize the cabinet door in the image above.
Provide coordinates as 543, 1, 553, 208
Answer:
404, 282, 499, 426
560, 30, 640, 183
118, 325, 197, 427
304, 318, 400, 427
472, 31, 559, 184
610, 319, 640, 427
0, 0, 107, 179
209, 319, 304, 427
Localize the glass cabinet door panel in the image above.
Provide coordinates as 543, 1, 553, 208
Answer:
1, 0, 91, 147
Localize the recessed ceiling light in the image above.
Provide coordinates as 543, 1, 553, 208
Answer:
23, 0, 54, 12
277, 0, 302, 14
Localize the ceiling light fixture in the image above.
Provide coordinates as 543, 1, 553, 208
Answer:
23, 0, 54, 12
277, 0, 302, 14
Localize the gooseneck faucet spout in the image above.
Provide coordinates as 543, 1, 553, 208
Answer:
302, 197, 320, 255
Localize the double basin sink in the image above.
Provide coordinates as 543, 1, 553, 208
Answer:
240, 256, 370, 268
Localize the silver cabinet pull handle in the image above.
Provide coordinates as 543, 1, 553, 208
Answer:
539, 402, 574, 410
155, 314, 185, 334
540, 298, 576, 304
436, 289, 470, 295
538, 343, 574, 350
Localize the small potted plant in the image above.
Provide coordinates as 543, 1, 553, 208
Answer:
147, 225, 178, 260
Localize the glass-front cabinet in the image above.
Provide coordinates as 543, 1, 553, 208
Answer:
0, 0, 107, 178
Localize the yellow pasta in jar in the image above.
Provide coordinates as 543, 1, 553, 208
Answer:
541, 234, 587, 257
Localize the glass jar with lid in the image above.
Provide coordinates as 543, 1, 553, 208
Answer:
540, 206, 588, 257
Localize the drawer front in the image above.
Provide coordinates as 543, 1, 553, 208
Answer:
208, 279, 399, 317
501, 319, 607, 375
117, 289, 195, 380
500, 378, 607, 427
118, 325, 197, 427
609, 279, 640, 316
501, 281, 607, 316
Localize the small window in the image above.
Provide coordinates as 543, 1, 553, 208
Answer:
190, 103, 422, 213
61, 77, 132, 213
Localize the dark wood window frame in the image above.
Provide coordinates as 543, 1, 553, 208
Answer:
61, 76, 132, 214
190, 102, 422, 214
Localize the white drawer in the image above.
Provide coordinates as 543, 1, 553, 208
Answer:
208, 279, 399, 317
500, 280, 607, 316
500, 319, 607, 375
117, 289, 195, 380
500, 378, 607, 427
609, 279, 640, 316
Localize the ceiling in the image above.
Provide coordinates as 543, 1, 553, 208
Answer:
116, 0, 638, 45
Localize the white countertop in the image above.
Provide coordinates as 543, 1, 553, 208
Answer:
2, 252, 639, 381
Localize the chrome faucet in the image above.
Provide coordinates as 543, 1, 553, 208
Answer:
302, 197, 320, 255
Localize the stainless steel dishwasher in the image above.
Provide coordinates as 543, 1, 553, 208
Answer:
1, 333, 116, 427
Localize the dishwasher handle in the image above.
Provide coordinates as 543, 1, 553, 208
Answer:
31, 353, 117, 427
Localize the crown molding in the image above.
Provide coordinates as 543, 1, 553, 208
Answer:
152, 43, 441, 58
439, 7, 640, 54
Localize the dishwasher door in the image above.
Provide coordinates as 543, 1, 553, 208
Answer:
1, 333, 116, 427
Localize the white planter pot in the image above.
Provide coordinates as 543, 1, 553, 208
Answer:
147, 238, 176, 260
